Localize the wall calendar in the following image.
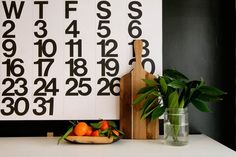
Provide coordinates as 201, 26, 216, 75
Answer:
0, 0, 162, 120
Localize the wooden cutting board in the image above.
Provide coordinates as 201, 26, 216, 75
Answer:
120, 40, 159, 139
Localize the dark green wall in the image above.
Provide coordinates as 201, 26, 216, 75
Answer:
163, 0, 235, 150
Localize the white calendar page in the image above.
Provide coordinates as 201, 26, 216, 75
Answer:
0, 0, 162, 120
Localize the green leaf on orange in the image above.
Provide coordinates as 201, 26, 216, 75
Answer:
57, 126, 73, 145
90, 122, 102, 129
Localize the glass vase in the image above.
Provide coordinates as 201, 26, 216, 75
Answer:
164, 108, 189, 146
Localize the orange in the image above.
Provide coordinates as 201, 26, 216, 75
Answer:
112, 130, 119, 136
92, 130, 99, 136
85, 126, 93, 136
100, 120, 109, 131
74, 122, 88, 136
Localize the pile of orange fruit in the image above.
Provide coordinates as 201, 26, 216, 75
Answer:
58, 120, 124, 144
72, 120, 121, 138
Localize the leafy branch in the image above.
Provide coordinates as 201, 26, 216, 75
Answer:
133, 69, 226, 120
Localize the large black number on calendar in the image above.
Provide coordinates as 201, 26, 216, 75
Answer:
1, 1, 30, 116
127, 1, 155, 74
32, 1, 57, 116
96, 1, 120, 96
64, 1, 92, 97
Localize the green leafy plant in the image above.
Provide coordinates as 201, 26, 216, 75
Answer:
133, 69, 226, 119
133, 69, 226, 144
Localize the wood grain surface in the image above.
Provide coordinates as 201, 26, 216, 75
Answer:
120, 40, 159, 139
66, 136, 114, 144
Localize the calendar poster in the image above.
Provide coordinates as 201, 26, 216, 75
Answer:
0, 0, 162, 120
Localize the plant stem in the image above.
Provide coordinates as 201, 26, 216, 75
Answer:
168, 109, 181, 143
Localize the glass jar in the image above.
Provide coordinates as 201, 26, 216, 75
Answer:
164, 108, 189, 146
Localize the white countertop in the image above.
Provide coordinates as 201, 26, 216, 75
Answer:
0, 135, 235, 157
